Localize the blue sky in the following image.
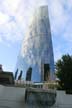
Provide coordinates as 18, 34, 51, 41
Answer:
0, 0, 72, 72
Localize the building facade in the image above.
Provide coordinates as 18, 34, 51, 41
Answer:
15, 6, 55, 82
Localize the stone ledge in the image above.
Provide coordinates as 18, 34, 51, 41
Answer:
25, 87, 56, 106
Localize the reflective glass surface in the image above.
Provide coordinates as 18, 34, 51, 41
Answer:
15, 6, 55, 82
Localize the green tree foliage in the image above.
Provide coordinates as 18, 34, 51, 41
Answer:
56, 54, 72, 90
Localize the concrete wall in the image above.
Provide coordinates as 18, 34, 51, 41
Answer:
54, 91, 72, 108
0, 85, 72, 108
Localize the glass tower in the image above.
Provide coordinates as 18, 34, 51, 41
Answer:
15, 6, 55, 82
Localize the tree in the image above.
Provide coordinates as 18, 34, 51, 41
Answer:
56, 54, 72, 90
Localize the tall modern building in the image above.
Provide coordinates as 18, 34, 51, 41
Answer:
15, 6, 55, 82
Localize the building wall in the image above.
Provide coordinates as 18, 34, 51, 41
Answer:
16, 6, 55, 82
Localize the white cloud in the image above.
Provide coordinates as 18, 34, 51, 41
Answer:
50, 0, 72, 43
0, 0, 24, 43
48, 0, 70, 36
0, 0, 72, 61
53, 45, 62, 61
0, 21, 23, 42
63, 22, 72, 42
0, 12, 9, 25
2, 0, 20, 15
48, 0, 72, 60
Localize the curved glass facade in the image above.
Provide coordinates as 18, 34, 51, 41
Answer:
15, 6, 55, 82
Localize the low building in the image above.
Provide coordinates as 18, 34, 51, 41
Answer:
0, 71, 14, 85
